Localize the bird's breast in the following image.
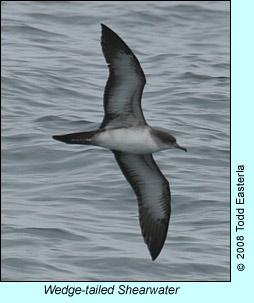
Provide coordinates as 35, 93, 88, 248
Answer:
93, 127, 162, 154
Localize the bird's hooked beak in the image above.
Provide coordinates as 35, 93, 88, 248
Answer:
174, 143, 187, 152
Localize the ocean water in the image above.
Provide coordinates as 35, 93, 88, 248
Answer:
1, 1, 230, 281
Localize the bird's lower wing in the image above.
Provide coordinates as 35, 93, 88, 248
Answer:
113, 151, 171, 260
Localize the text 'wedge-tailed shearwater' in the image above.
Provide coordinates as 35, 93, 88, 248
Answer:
53, 24, 187, 261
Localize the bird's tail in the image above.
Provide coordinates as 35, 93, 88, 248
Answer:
52, 130, 97, 145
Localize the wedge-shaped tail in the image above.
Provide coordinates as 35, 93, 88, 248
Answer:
52, 130, 96, 145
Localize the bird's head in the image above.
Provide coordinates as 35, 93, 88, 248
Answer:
152, 128, 187, 152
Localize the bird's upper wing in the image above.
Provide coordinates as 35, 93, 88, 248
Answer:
113, 151, 171, 260
100, 24, 147, 129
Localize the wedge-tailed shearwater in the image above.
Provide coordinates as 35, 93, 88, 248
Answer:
53, 24, 187, 261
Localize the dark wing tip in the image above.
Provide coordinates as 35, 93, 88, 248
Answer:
147, 228, 168, 261
101, 23, 108, 30
151, 253, 159, 261
139, 206, 170, 261
100, 23, 133, 61
100, 23, 146, 85
100, 23, 108, 33
150, 248, 160, 261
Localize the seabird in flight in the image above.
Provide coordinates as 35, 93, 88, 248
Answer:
53, 24, 187, 261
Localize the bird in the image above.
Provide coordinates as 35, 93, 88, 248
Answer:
53, 24, 187, 261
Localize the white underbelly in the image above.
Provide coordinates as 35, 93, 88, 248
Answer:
93, 127, 161, 154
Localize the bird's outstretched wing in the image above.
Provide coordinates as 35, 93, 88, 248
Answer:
113, 151, 171, 260
100, 24, 147, 128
